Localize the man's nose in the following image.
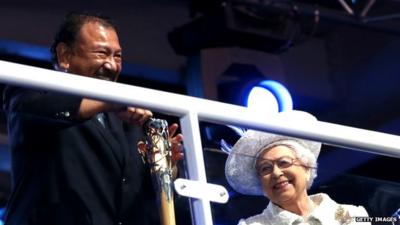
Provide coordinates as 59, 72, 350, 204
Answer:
103, 61, 117, 72
103, 55, 121, 71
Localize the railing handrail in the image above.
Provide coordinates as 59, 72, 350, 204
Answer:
1, 60, 399, 156
1, 60, 400, 225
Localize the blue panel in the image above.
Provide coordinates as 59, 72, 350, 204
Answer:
0, 39, 181, 85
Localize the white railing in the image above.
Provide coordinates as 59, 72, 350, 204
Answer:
1, 60, 400, 225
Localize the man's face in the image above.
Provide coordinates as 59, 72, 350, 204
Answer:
58, 21, 122, 81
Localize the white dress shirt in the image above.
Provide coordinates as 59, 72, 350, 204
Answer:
238, 193, 371, 225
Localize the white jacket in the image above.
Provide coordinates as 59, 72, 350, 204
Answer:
238, 193, 371, 225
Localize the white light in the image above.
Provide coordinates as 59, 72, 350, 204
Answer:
247, 86, 280, 115
246, 80, 293, 115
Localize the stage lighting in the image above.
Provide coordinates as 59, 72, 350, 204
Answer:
216, 63, 292, 115
246, 80, 293, 114
247, 86, 279, 113
0, 207, 4, 225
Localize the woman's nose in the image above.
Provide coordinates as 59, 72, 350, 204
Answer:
271, 164, 284, 178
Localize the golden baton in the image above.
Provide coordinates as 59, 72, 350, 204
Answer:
143, 118, 176, 225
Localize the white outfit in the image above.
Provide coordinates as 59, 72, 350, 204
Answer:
238, 193, 371, 225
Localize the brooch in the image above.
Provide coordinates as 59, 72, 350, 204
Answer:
335, 206, 352, 225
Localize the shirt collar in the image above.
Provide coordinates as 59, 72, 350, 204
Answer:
265, 200, 303, 224
264, 193, 341, 225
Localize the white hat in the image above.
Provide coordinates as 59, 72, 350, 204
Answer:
224, 110, 321, 196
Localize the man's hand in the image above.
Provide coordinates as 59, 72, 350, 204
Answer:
168, 123, 184, 167
137, 122, 184, 179
116, 106, 153, 125
78, 99, 152, 125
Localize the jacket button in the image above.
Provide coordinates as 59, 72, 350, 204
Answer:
121, 177, 127, 184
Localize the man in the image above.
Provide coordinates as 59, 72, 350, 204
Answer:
2, 12, 183, 225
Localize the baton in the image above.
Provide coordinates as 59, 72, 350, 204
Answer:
143, 118, 176, 225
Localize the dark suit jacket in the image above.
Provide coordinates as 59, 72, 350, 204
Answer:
2, 86, 159, 225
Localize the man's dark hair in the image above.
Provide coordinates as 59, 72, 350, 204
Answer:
50, 12, 118, 67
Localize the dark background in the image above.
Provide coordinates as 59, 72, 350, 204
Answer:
0, 0, 399, 224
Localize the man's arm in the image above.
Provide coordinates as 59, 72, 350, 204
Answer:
3, 86, 82, 123
4, 86, 153, 126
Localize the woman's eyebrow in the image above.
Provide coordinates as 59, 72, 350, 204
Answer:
257, 155, 294, 162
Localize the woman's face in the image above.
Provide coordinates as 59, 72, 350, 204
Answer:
256, 145, 310, 207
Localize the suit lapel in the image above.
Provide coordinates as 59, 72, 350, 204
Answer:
91, 113, 125, 168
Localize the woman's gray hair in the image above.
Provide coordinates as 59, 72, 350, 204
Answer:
294, 145, 318, 189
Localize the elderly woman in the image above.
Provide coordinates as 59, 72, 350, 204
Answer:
225, 111, 370, 225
